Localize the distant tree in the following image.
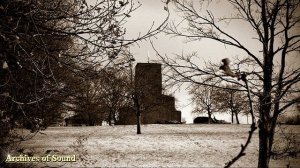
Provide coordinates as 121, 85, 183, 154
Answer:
189, 84, 218, 124
214, 85, 249, 124
71, 74, 104, 126
97, 67, 130, 126
61, 65, 131, 126
120, 51, 142, 134
132, 88, 142, 134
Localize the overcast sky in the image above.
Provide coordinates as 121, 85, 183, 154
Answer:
123, 0, 244, 123
123, 0, 300, 123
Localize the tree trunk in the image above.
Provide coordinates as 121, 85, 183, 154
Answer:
208, 111, 212, 124
258, 122, 271, 168
230, 92, 234, 124
133, 95, 141, 134
136, 111, 141, 134
234, 111, 240, 124
258, 86, 273, 168
268, 114, 279, 161
108, 112, 112, 126
259, 1, 274, 166
88, 113, 93, 126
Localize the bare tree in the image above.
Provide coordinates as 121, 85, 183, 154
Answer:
120, 51, 143, 134
69, 71, 105, 126
97, 67, 130, 126
155, 0, 300, 167
189, 84, 218, 124
214, 84, 249, 124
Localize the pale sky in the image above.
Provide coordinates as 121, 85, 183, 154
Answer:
123, 0, 300, 123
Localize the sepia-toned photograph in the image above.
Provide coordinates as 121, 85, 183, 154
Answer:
1, 0, 300, 167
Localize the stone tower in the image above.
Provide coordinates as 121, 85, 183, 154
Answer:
135, 63, 162, 97
117, 63, 181, 125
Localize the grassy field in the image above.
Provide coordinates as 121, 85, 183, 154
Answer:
7, 124, 300, 167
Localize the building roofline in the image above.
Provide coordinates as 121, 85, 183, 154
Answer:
136, 63, 161, 66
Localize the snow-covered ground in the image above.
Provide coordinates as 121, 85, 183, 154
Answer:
9, 124, 300, 167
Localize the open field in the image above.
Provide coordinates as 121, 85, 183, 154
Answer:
7, 124, 300, 167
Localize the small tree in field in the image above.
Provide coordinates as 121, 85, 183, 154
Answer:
214, 84, 249, 124
156, 0, 300, 167
189, 84, 218, 124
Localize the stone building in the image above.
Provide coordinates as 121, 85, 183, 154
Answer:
118, 63, 181, 124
